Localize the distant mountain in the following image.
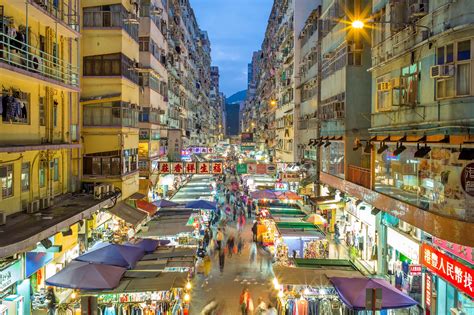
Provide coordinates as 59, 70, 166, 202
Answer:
226, 90, 247, 104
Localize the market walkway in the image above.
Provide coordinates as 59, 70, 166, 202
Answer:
189, 176, 275, 315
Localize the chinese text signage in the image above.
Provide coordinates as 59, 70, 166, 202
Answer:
421, 244, 474, 298
425, 273, 432, 309
433, 237, 474, 265
0, 260, 22, 291
461, 163, 474, 197
158, 162, 223, 174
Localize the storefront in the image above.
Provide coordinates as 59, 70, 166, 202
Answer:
338, 199, 378, 274
421, 244, 474, 315
0, 259, 25, 315
385, 226, 423, 304
275, 222, 328, 260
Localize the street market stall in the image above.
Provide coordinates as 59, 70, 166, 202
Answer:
276, 222, 328, 260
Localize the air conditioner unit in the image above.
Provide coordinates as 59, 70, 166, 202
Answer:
377, 82, 391, 91
409, 1, 428, 18
398, 221, 412, 233
390, 77, 406, 88
94, 185, 104, 200
40, 197, 50, 210
0, 212, 6, 226
430, 64, 455, 78
27, 200, 41, 214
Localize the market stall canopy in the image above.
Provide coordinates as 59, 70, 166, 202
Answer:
305, 214, 327, 225
128, 192, 147, 200
108, 201, 148, 226
142, 247, 196, 261
185, 200, 217, 210
76, 244, 145, 269
138, 216, 194, 238
250, 190, 278, 200
329, 277, 418, 310
275, 191, 303, 201
273, 266, 363, 287
127, 239, 160, 253
136, 200, 158, 215
153, 199, 180, 208
101, 272, 187, 293
45, 261, 126, 290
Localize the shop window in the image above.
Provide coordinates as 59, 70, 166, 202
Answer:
0, 164, 13, 198
39, 162, 46, 188
52, 158, 59, 181
21, 162, 30, 192
436, 39, 472, 99
321, 142, 344, 179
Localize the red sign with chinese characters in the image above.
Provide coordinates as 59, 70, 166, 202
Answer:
159, 163, 170, 174
425, 272, 432, 309
421, 244, 474, 298
172, 163, 183, 174
198, 163, 210, 174
211, 162, 223, 174
409, 264, 422, 275
256, 164, 267, 174
185, 162, 197, 174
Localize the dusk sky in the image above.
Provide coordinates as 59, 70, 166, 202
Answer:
190, 0, 273, 97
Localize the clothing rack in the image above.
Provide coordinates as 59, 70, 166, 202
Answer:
1, 86, 29, 123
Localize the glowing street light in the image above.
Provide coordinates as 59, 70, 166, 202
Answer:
185, 282, 192, 290
184, 293, 190, 302
352, 20, 365, 29
270, 100, 277, 106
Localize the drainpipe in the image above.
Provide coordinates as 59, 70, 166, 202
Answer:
314, 5, 322, 198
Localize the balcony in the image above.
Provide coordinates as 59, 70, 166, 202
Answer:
29, 0, 80, 33
0, 30, 79, 88
347, 165, 371, 189
83, 101, 139, 128
83, 8, 139, 42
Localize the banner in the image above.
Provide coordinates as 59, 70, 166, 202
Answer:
158, 162, 223, 174
421, 244, 474, 298
236, 164, 248, 174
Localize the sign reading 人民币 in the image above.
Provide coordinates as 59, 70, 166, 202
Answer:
0, 260, 22, 291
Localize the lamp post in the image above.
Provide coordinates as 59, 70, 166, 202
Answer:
351, 19, 432, 35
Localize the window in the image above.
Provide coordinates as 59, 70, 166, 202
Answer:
376, 75, 391, 111
21, 162, 30, 191
52, 158, 59, 181
0, 164, 13, 198
436, 40, 472, 99
39, 161, 46, 188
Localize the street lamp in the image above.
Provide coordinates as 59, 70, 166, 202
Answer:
270, 100, 277, 107
352, 20, 365, 29
350, 18, 432, 35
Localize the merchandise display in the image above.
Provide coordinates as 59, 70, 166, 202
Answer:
303, 240, 329, 259
276, 287, 343, 315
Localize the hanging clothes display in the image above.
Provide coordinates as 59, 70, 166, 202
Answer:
1, 88, 28, 123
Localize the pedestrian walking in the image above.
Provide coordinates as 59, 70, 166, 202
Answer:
218, 247, 225, 273
237, 237, 244, 255
251, 221, 258, 242
203, 229, 211, 249
265, 303, 277, 315
249, 241, 257, 264
46, 287, 57, 315
203, 255, 212, 278
255, 297, 267, 315
227, 235, 235, 257
233, 207, 237, 222
247, 202, 252, 218
239, 288, 251, 315
216, 228, 224, 251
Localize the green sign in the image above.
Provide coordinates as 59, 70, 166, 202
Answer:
241, 145, 255, 151
236, 164, 248, 174
0, 260, 22, 291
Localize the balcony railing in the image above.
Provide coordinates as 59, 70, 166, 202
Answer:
347, 165, 371, 189
83, 10, 139, 42
83, 102, 139, 128
30, 0, 79, 32
0, 30, 79, 87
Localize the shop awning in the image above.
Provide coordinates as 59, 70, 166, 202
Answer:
76, 244, 145, 269
108, 202, 148, 226
274, 191, 303, 201
128, 192, 147, 200
277, 222, 325, 238
153, 199, 180, 208
269, 209, 306, 217
185, 200, 217, 210
126, 239, 160, 253
136, 200, 158, 215
142, 248, 196, 261
138, 216, 194, 238
251, 190, 278, 200
273, 266, 363, 287
46, 261, 126, 290
329, 277, 418, 310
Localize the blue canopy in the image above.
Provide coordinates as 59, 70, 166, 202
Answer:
46, 261, 126, 290
185, 200, 217, 210
127, 239, 160, 253
76, 244, 145, 269
153, 199, 180, 208
330, 277, 418, 310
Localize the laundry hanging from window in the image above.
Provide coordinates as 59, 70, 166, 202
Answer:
1, 88, 29, 123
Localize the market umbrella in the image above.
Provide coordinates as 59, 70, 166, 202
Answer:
329, 277, 418, 310
305, 214, 327, 225
76, 244, 145, 269
153, 199, 180, 208
275, 191, 303, 201
250, 190, 278, 200
185, 200, 217, 210
127, 239, 160, 253
45, 261, 126, 290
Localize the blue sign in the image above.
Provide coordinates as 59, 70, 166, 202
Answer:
25, 251, 54, 278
